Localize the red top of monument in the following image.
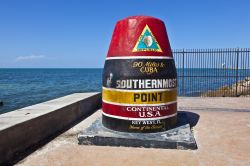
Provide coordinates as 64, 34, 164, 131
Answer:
107, 16, 172, 58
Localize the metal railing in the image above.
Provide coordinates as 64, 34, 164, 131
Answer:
173, 48, 250, 97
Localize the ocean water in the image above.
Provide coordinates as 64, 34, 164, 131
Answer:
177, 68, 250, 96
0, 69, 102, 114
0, 68, 249, 114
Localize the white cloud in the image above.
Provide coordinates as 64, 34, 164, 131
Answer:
15, 55, 47, 61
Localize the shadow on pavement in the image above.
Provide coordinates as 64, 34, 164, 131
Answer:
177, 111, 200, 128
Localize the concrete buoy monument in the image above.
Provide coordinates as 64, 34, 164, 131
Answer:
79, 16, 196, 149
102, 16, 177, 132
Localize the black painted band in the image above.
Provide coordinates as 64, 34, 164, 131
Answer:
102, 114, 177, 133
103, 59, 177, 89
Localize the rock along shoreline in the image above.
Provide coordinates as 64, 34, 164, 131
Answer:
202, 77, 250, 97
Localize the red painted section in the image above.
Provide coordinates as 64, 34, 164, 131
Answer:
107, 16, 172, 57
102, 101, 177, 119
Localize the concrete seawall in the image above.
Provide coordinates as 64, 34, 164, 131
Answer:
0, 92, 101, 165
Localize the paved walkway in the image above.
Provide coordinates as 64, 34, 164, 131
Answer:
17, 98, 250, 166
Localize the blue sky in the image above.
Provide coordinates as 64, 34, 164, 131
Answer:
0, 0, 249, 68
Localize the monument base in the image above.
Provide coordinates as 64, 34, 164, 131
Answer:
78, 112, 197, 150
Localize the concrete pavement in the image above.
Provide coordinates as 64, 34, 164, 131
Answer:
17, 97, 250, 166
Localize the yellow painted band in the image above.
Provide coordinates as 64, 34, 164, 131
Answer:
102, 89, 177, 104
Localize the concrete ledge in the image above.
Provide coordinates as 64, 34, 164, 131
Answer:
0, 92, 101, 165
